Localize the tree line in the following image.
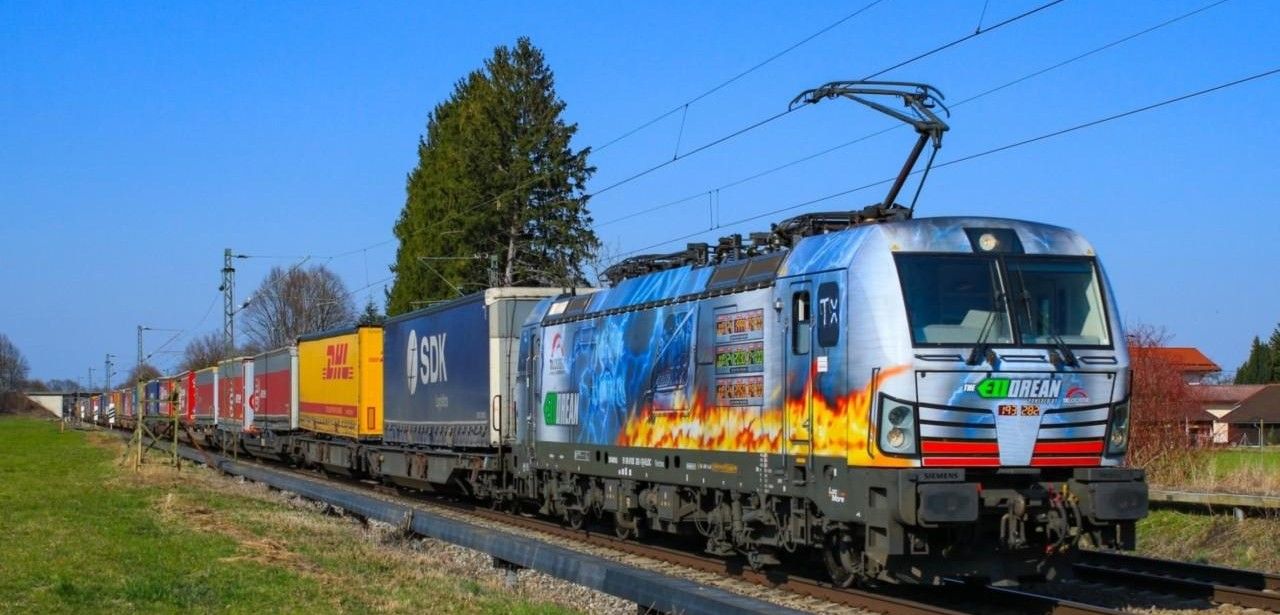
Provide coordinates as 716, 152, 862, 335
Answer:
1234, 323, 1280, 384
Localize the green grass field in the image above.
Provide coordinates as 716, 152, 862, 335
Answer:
0, 418, 576, 614
1206, 447, 1280, 477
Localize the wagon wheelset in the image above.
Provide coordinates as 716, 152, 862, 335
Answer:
613, 509, 645, 540
822, 530, 864, 588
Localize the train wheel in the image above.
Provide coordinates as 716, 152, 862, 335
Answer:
614, 510, 643, 540
823, 531, 863, 588
565, 509, 585, 530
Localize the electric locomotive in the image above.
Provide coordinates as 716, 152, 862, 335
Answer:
95, 80, 1147, 586
517, 209, 1147, 585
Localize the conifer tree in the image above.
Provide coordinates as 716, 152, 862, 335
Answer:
1235, 334, 1275, 384
1268, 325, 1280, 383
388, 38, 596, 315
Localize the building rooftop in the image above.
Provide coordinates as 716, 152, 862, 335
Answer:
1129, 346, 1221, 374
1195, 384, 1267, 404
1223, 385, 1280, 424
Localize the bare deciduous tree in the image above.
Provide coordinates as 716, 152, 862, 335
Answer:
181, 331, 235, 372
242, 264, 356, 351
0, 333, 30, 394
45, 378, 81, 392
121, 363, 162, 386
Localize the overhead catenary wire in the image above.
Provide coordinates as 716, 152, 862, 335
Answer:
396, 0, 1069, 253
587, 0, 1068, 200
593, 0, 887, 154
862, 0, 1065, 81
177, 0, 1072, 319
595, 0, 1232, 229
612, 65, 1280, 259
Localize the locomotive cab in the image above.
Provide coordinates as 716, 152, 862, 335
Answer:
805, 217, 1149, 584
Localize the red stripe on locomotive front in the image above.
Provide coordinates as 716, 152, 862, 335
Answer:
1031, 456, 1102, 466
1032, 440, 1103, 455
921, 456, 1002, 467
921, 441, 1000, 455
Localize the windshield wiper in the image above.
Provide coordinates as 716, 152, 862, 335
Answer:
967, 266, 1004, 366
1011, 267, 1078, 368
967, 308, 997, 366
1048, 332, 1079, 368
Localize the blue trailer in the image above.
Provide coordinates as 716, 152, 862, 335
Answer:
145, 380, 160, 416
382, 288, 569, 449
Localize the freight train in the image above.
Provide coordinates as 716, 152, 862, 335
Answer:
85, 210, 1148, 586
81, 81, 1148, 585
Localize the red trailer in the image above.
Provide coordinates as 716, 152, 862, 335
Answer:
183, 370, 196, 423
192, 366, 218, 425
157, 377, 175, 417
251, 346, 298, 432
217, 357, 252, 432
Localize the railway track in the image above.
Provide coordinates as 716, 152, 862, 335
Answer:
104, 426, 1271, 615
1075, 549, 1280, 611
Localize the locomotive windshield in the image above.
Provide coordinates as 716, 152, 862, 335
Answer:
896, 254, 1110, 347
1005, 257, 1110, 346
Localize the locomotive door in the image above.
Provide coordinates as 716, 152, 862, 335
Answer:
521, 330, 540, 460
785, 279, 815, 472
785, 274, 844, 475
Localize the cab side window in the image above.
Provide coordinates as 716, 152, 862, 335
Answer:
792, 291, 811, 355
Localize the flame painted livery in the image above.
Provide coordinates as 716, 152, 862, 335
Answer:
514, 216, 1146, 583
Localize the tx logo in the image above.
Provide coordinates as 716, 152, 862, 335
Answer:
406, 330, 448, 395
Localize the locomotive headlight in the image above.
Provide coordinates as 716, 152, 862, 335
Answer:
888, 405, 911, 426
879, 400, 917, 455
1107, 401, 1130, 454
978, 232, 1000, 252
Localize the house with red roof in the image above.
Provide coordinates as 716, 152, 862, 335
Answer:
1128, 346, 1222, 384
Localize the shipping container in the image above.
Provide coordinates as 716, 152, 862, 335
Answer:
182, 371, 196, 423
251, 346, 298, 431
298, 326, 383, 439
217, 357, 252, 432
145, 380, 160, 416
383, 288, 565, 448
121, 387, 135, 420
158, 376, 177, 417
192, 366, 218, 425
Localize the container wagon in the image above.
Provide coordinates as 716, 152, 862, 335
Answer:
242, 346, 299, 460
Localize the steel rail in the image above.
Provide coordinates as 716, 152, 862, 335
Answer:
1075, 550, 1280, 611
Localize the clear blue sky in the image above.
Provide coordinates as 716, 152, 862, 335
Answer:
2, 0, 1277, 385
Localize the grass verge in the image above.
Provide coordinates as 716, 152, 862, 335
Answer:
1137, 509, 1280, 574
0, 417, 578, 614
1142, 447, 1280, 496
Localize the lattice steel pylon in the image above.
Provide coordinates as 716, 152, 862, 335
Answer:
221, 247, 235, 353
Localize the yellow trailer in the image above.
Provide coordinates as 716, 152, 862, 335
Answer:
297, 325, 384, 439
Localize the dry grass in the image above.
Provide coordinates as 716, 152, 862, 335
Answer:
1142, 447, 1280, 496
